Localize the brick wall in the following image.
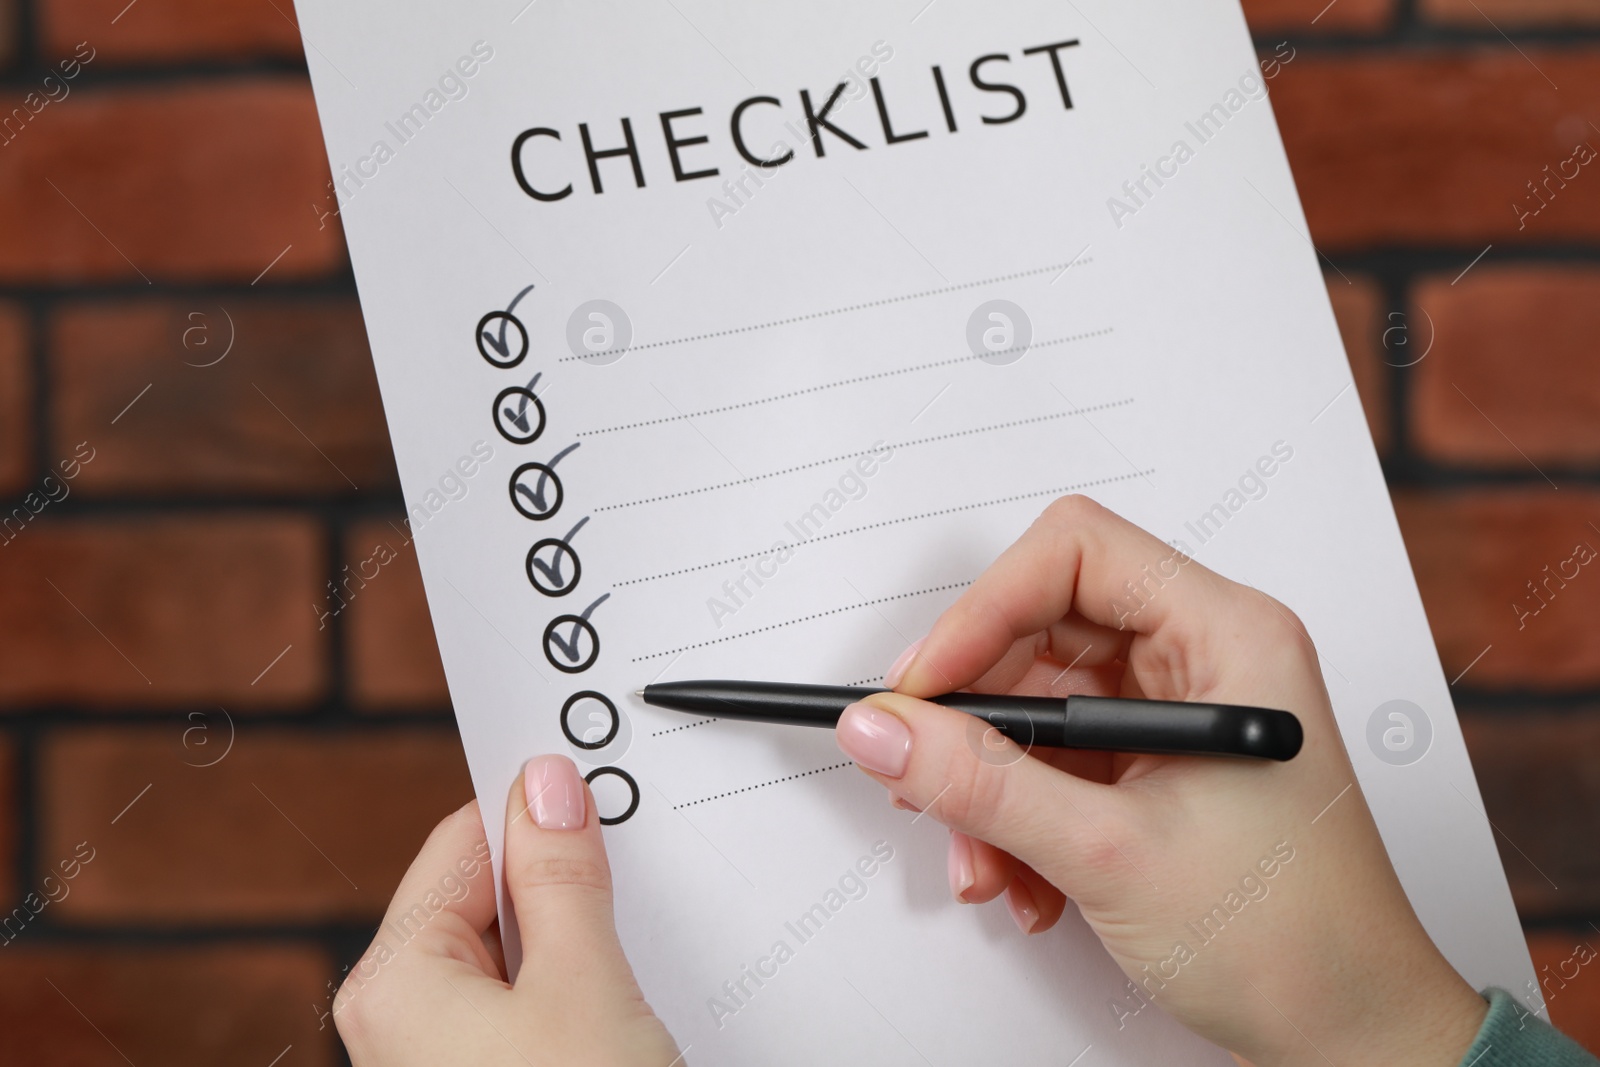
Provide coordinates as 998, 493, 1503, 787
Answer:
1261, 0, 1600, 1041
0, 0, 1595, 1060
0, 2, 468, 1061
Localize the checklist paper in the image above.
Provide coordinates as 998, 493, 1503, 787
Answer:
294, 0, 1535, 1062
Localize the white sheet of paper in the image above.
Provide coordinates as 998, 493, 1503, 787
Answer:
293, 0, 1536, 1060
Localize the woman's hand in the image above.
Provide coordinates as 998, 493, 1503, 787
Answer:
334, 755, 681, 1067
834, 495, 1486, 1067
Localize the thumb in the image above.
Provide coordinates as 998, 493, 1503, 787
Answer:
835, 693, 1130, 894
503, 755, 638, 997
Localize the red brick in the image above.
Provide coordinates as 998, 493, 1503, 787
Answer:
1412, 267, 1600, 467
0, 945, 336, 1066
343, 519, 449, 711
1459, 711, 1600, 918
1527, 928, 1600, 1055
0, 303, 28, 494
1326, 273, 1390, 455
41, 727, 471, 923
1424, 0, 1600, 28
1273, 52, 1600, 249
52, 299, 396, 495
0, 80, 339, 283
1395, 491, 1600, 690
1243, 0, 1393, 34
0, 517, 326, 708
41, 0, 303, 65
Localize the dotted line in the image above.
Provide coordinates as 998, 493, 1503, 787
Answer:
633, 581, 971, 663
673, 761, 854, 809
616, 468, 1155, 586
845, 676, 885, 688
578, 328, 1115, 436
558, 258, 1092, 364
598, 398, 1134, 512
650, 717, 717, 738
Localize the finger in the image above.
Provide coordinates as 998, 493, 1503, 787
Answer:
1006, 864, 1068, 935
383, 800, 497, 932
892, 615, 1130, 696
959, 632, 1047, 694
836, 692, 1123, 888
1000, 652, 1123, 702
371, 800, 500, 971
503, 755, 638, 996
899, 494, 1238, 697
949, 830, 1016, 904
1043, 612, 1135, 672
480, 918, 507, 980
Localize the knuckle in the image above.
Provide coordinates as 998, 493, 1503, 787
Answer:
1261, 595, 1309, 638
1219, 579, 1307, 640
332, 968, 385, 1046
1075, 829, 1122, 873
932, 744, 1018, 837
1069, 810, 1146, 881
425, 801, 482, 850
1041, 493, 1100, 528
331, 1000, 365, 1046
514, 854, 611, 897
1246, 593, 1315, 656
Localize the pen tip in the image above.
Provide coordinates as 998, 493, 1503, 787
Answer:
634, 689, 646, 697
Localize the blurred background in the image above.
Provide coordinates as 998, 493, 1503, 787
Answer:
0, 0, 1596, 1061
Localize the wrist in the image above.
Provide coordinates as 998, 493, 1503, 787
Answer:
1249, 943, 1486, 1067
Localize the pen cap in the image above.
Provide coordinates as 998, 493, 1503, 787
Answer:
1060, 695, 1303, 760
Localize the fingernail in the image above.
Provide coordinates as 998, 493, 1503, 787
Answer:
948, 831, 975, 903
884, 637, 925, 689
1006, 882, 1040, 935
525, 755, 586, 831
891, 795, 923, 813
836, 702, 912, 777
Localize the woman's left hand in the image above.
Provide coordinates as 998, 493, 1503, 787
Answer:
333, 755, 683, 1067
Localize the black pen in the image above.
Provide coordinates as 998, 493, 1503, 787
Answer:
637, 681, 1302, 761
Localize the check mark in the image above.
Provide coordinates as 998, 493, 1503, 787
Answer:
481, 284, 535, 359
529, 516, 588, 590
547, 593, 609, 664
503, 372, 543, 434
514, 442, 580, 514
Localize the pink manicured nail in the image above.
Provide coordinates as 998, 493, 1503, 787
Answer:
1006, 882, 1040, 935
948, 831, 975, 903
884, 637, 925, 689
836, 702, 912, 777
525, 755, 586, 831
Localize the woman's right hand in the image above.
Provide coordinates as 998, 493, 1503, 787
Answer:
834, 495, 1487, 1066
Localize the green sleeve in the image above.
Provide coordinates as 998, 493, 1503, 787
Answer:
1457, 988, 1599, 1066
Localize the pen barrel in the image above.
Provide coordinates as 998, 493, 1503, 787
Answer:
924, 692, 1070, 747
937, 694, 1300, 760
1057, 695, 1303, 761
642, 683, 1302, 761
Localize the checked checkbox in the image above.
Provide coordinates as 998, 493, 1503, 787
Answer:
476, 284, 534, 368
543, 592, 609, 673
494, 372, 546, 444
510, 442, 580, 520
526, 516, 588, 596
